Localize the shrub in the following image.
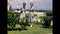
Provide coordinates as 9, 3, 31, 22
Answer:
8, 11, 28, 30
46, 12, 53, 16
8, 11, 20, 28
41, 16, 52, 28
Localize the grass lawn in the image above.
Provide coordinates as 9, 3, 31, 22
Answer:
8, 24, 52, 34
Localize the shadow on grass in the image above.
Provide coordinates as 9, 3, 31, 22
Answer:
7, 28, 28, 31
39, 24, 52, 29
40, 26, 52, 29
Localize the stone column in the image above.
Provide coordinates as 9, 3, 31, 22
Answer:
7, 3, 9, 11
51, 20, 53, 26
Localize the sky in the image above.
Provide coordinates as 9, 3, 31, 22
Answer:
8, 0, 52, 10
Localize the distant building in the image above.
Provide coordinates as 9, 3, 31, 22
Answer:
26, 11, 46, 16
